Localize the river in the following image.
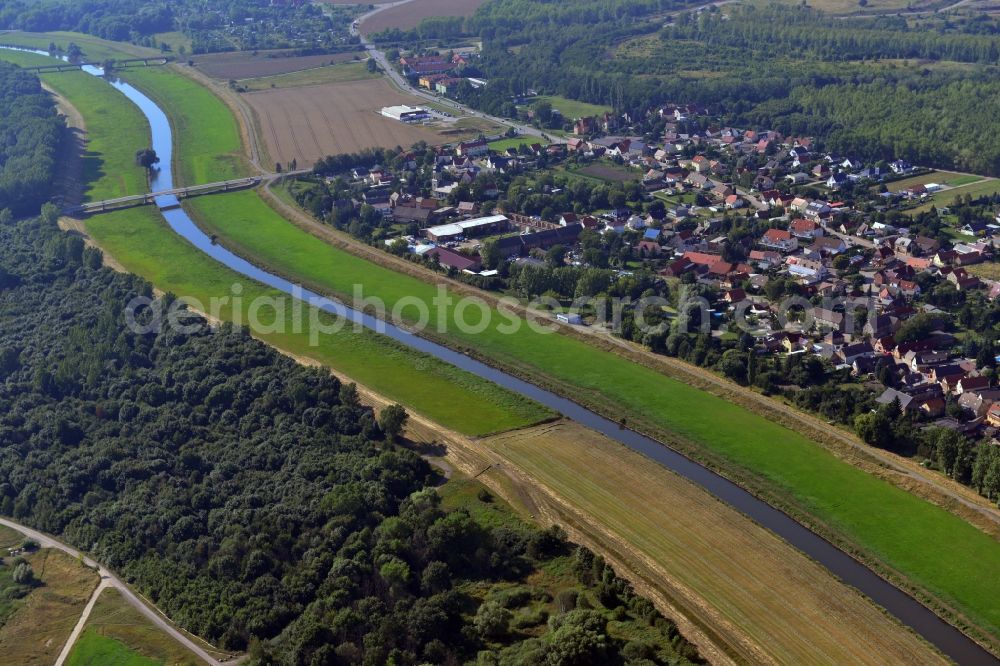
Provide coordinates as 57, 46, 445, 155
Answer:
4, 45, 997, 665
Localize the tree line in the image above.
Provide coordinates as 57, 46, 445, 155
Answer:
0, 63, 63, 216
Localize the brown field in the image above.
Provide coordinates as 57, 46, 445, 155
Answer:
0, 549, 99, 664
247, 78, 451, 164
361, 0, 487, 33
470, 421, 945, 665
191, 50, 364, 80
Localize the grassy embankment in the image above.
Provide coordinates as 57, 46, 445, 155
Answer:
66, 589, 200, 666
1, 44, 551, 437
117, 66, 248, 185
186, 186, 1000, 644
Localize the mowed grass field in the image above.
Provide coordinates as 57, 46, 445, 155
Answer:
360, 0, 488, 33
0, 549, 99, 665
66, 588, 200, 666
118, 67, 247, 185
86, 207, 550, 436
488, 136, 545, 152
244, 78, 445, 165
188, 188, 1000, 642
485, 422, 946, 665
66, 632, 159, 666
535, 94, 612, 120
886, 170, 981, 192
0, 50, 149, 202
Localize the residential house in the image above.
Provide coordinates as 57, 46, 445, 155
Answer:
761, 228, 798, 253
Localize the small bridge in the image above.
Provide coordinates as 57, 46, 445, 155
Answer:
67, 177, 262, 216
17, 56, 171, 74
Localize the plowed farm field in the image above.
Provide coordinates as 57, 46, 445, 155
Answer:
360, 0, 488, 33
246, 78, 444, 164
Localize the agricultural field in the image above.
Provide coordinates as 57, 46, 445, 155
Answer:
190, 50, 363, 80
484, 422, 946, 665
118, 66, 247, 185
360, 0, 488, 33
190, 187, 1000, 644
86, 205, 550, 437
0, 549, 99, 665
244, 78, 446, 165
238, 60, 377, 91
535, 95, 612, 120
66, 589, 200, 666
886, 170, 981, 192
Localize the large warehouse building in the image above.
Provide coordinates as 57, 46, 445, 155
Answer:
380, 105, 430, 122
423, 215, 510, 242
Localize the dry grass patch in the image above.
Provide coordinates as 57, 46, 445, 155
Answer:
482, 421, 946, 666
0, 549, 99, 664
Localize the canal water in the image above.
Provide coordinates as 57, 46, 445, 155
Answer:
5, 45, 997, 665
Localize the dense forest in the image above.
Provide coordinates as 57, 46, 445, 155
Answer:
0, 63, 63, 216
0, 0, 358, 53
0, 210, 701, 664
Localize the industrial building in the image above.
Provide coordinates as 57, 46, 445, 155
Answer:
423, 215, 510, 242
380, 105, 430, 122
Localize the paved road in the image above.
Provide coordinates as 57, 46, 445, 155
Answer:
0, 517, 233, 665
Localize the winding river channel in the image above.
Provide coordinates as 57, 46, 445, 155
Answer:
6, 45, 998, 665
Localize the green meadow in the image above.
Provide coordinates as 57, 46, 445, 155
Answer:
66, 630, 160, 666
533, 95, 611, 120
188, 189, 1000, 639
487, 136, 545, 152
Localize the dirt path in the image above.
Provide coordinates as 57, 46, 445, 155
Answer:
261, 182, 1000, 539
54, 579, 111, 666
